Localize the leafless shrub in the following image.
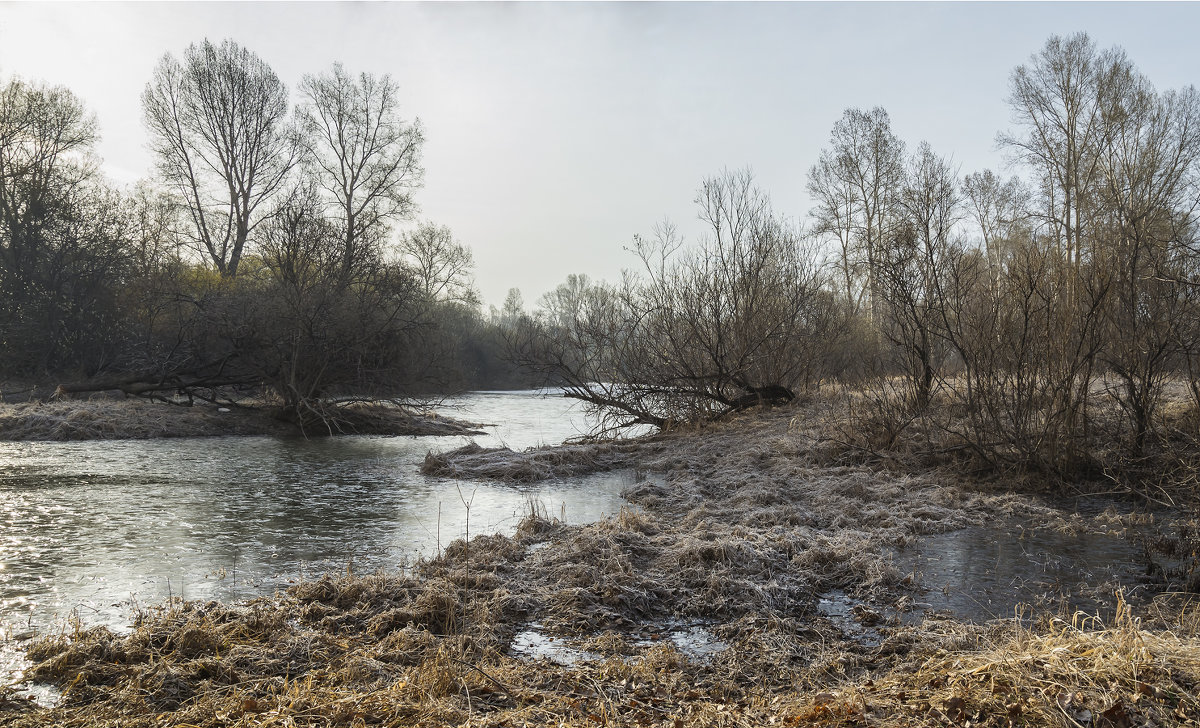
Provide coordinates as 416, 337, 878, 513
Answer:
512, 169, 841, 432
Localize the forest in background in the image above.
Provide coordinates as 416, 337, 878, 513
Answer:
0, 39, 535, 429
4, 32, 1200, 491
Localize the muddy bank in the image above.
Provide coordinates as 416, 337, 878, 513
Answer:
4, 402, 1199, 726
0, 399, 484, 441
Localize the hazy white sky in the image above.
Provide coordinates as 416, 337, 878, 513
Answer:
2, 2, 1199, 307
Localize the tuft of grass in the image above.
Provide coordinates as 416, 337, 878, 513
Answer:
422, 440, 651, 482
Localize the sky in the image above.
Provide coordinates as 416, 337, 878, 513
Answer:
2, 2, 1200, 309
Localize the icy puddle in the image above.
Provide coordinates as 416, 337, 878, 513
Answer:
510, 624, 602, 666
817, 589, 888, 646
891, 519, 1155, 623
510, 621, 727, 665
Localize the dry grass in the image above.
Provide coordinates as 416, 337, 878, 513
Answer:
4, 398, 1199, 726
6, 575, 1198, 726
820, 596, 1200, 727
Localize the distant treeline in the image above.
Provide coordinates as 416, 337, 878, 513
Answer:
514, 33, 1200, 488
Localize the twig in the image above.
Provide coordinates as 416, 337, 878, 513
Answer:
448, 656, 519, 705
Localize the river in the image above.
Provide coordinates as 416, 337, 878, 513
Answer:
0, 390, 636, 687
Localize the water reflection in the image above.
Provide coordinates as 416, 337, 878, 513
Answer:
0, 390, 630, 686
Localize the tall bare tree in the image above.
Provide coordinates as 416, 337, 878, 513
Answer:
297, 64, 423, 283
807, 107, 905, 318
143, 39, 296, 277
808, 131, 859, 310
1001, 32, 1131, 268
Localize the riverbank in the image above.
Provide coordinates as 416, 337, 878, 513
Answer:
0, 398, 485, 441
3, 401, 1199, 726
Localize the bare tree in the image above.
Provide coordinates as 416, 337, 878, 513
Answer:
538, 273, 596, 329
808, 141, 859, 309
499, 287, 525, 326
1001, 32, 1130, 269
514, 170, 838, 431
399, 222, 479, 306
258, 183, 344, 295
0, 76, 98, 286
297, 64, 423, 283
1094, 74, 1200, 456
143, 39, 296, 277
873, 142, 962, 410
961, 169, 1031, 273
807, 107, 905, 319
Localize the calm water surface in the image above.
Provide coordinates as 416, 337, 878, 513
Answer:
0, 390, 631, 686
890, 519, 1153, 622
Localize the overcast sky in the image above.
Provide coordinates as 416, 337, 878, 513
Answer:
2, 2, 1199, 308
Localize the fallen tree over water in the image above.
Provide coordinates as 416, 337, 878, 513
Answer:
508, 172, 841, 433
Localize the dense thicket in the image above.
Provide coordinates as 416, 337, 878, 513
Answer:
517, 33, 1200, 492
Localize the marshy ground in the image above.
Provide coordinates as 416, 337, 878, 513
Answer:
2, 399, 1199, 726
